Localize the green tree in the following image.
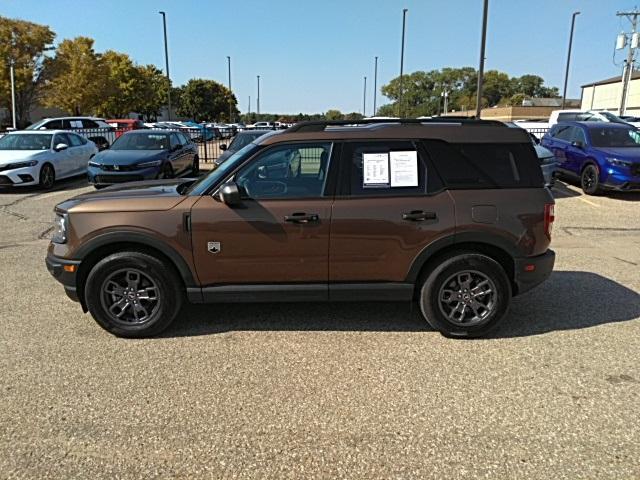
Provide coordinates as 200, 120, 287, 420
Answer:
324, 109, 343, 120
176, 78, 239, 122
0, 16, 55, 127
343, 112, 364, 121
95, 50, 137, 118
133, 65, 169, 121
42, 37, 108, 115
511, 74, 559, 98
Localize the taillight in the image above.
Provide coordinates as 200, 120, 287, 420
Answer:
544, 203, 555, 239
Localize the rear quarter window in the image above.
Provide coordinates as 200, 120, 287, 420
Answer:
422, 140, 543, 189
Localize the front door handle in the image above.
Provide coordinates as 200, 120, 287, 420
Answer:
402, 210, 437, 221
284, 212, 319, 224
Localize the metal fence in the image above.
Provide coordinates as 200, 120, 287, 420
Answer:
525, 127, 550, 140
60, 126, 236, 162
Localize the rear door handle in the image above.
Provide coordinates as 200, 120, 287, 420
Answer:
284, 212, 319, 224
402, 210, 437, 221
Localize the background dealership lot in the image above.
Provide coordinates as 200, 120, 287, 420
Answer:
0, 178, 638, 478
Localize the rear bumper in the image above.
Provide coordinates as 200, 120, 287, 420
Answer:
45, 252, 81, 302
513, 249, 555, 295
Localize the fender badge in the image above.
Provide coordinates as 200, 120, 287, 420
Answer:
207, 241, 221, 254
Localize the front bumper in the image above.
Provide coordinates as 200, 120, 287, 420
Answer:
45, 252, 81, 302
0, 165, 40, 187
513, 249, 555, 296
600, 168, 640, 191
87, 165, 160, 185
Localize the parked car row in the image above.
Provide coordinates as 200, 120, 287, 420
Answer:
0, 129, 200, 190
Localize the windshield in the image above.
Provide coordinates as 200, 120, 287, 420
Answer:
25, 120, 48, 130
185, 142, 260, 195
229, 132, 265, 150
589, 127, 640, 147
111, 133, 169, 150
0, 134, 52, 150
597, 111, 625, 123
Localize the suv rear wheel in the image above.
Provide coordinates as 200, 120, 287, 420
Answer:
419, 253, 511, 338
84, 251, 183, 338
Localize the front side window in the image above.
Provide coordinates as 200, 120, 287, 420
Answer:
235, 142, 332, 199
553, 125, 575, 142
68, 133, 83, 147
54, 133, 72, 147
170, 133, 181, 150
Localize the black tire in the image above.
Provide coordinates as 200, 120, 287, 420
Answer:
84, 251, 183, 338
39, 163, 55, 189
418, 253, 511, 338
580, 164, 600, 195
192, 155, 200, 175
158, 162, 174, 179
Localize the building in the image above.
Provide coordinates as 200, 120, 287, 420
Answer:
441, 98, 580, 121
581, 71, 640, 115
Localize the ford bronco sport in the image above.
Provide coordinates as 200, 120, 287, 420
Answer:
46, 119, 555, 338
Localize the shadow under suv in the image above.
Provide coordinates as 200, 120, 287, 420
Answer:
46, 119, 555, 338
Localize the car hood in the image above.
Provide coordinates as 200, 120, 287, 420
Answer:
93, 149, 166, 165
56, 179, 193, 214
595, 147, 640, 162
0, 150, 47, 166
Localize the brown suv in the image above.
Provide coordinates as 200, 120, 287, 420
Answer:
46, 119, 555, 338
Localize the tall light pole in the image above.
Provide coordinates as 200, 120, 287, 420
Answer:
373, 56, 378, 115
561, 11, 580, 109
398, 8, 408, 117
475, 0, 489, 118
363, 76, 367, 116
159, 11, 172, 120
9, 59, 16, 129
617, 9, 640, 115
227, 56, 232, 122
257, 75, 261, 115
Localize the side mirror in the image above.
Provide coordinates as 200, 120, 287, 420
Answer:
571, 140, 584, 149
54, 143, 69, 152
218, 182, 241, 206
220, 144, 227, 151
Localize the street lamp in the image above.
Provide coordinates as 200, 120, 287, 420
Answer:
363, 76, 367, 116
475, 0, 489, 118
256, 75, 261, 116
159, 11, 172, 120
561, 11, 580, 109
227, 56, 232, 122
441, 90, 449, 115
373, 56, 378, 115
398, 8, 408, 117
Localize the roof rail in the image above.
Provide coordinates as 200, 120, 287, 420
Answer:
286, 117, 505, 133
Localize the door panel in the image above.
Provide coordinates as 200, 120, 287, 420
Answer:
190, 196, 331, 286
329, 193, 455, 282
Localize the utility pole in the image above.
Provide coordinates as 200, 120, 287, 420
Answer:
398, 8, 408, 117
10, 59, 16, 129
363, 76, 367, 116
159, 11, 172, 120
475, 0, 489, 118
561, 12, 580, 109
248, 96, 251, 116
617, 9, 640, 115
227, 56, 232, 122
257, 75, 261, 115
373, 56, 378, 115
441, 89, 449, 115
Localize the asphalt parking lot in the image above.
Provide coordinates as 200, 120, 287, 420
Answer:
0, 176, 639, 479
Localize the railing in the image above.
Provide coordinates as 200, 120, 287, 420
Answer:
57, 126, 235, 162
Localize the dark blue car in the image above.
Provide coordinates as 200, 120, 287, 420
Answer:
541, 121, 640, 194
88, 130, 199, 188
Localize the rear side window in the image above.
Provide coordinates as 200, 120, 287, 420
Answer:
341, 141, 429, 196
557, 112, 578, 122
423, 140, 542, 189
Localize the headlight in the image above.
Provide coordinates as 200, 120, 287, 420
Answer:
51, 213, 68, 244
606, 157, 633, 168
137, 159, 162, 168
7, 160, 38, 169
88, 161, 101, 167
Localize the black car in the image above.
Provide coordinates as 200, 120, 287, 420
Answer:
87, 130, 199, 188
215, 130, 272, 166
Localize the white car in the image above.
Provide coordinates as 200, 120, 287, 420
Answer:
0, 130, 98, 189
27, 116, 115, 150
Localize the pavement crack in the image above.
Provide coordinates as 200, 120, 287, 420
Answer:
613, 256, 638, 266
38, 226, 55, 240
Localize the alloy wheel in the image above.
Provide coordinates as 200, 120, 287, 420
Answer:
100, 268, 161, 326
40, 164, 55, 189
437, 270, 497, 326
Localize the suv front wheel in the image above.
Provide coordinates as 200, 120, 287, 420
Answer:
84, 251, 183, 338
419, 253, 511, 338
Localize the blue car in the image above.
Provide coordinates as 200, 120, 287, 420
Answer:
88, 130, 199, 188
541, 121, 640, 194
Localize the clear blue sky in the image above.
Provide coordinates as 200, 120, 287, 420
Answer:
1, 0, 636, 114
